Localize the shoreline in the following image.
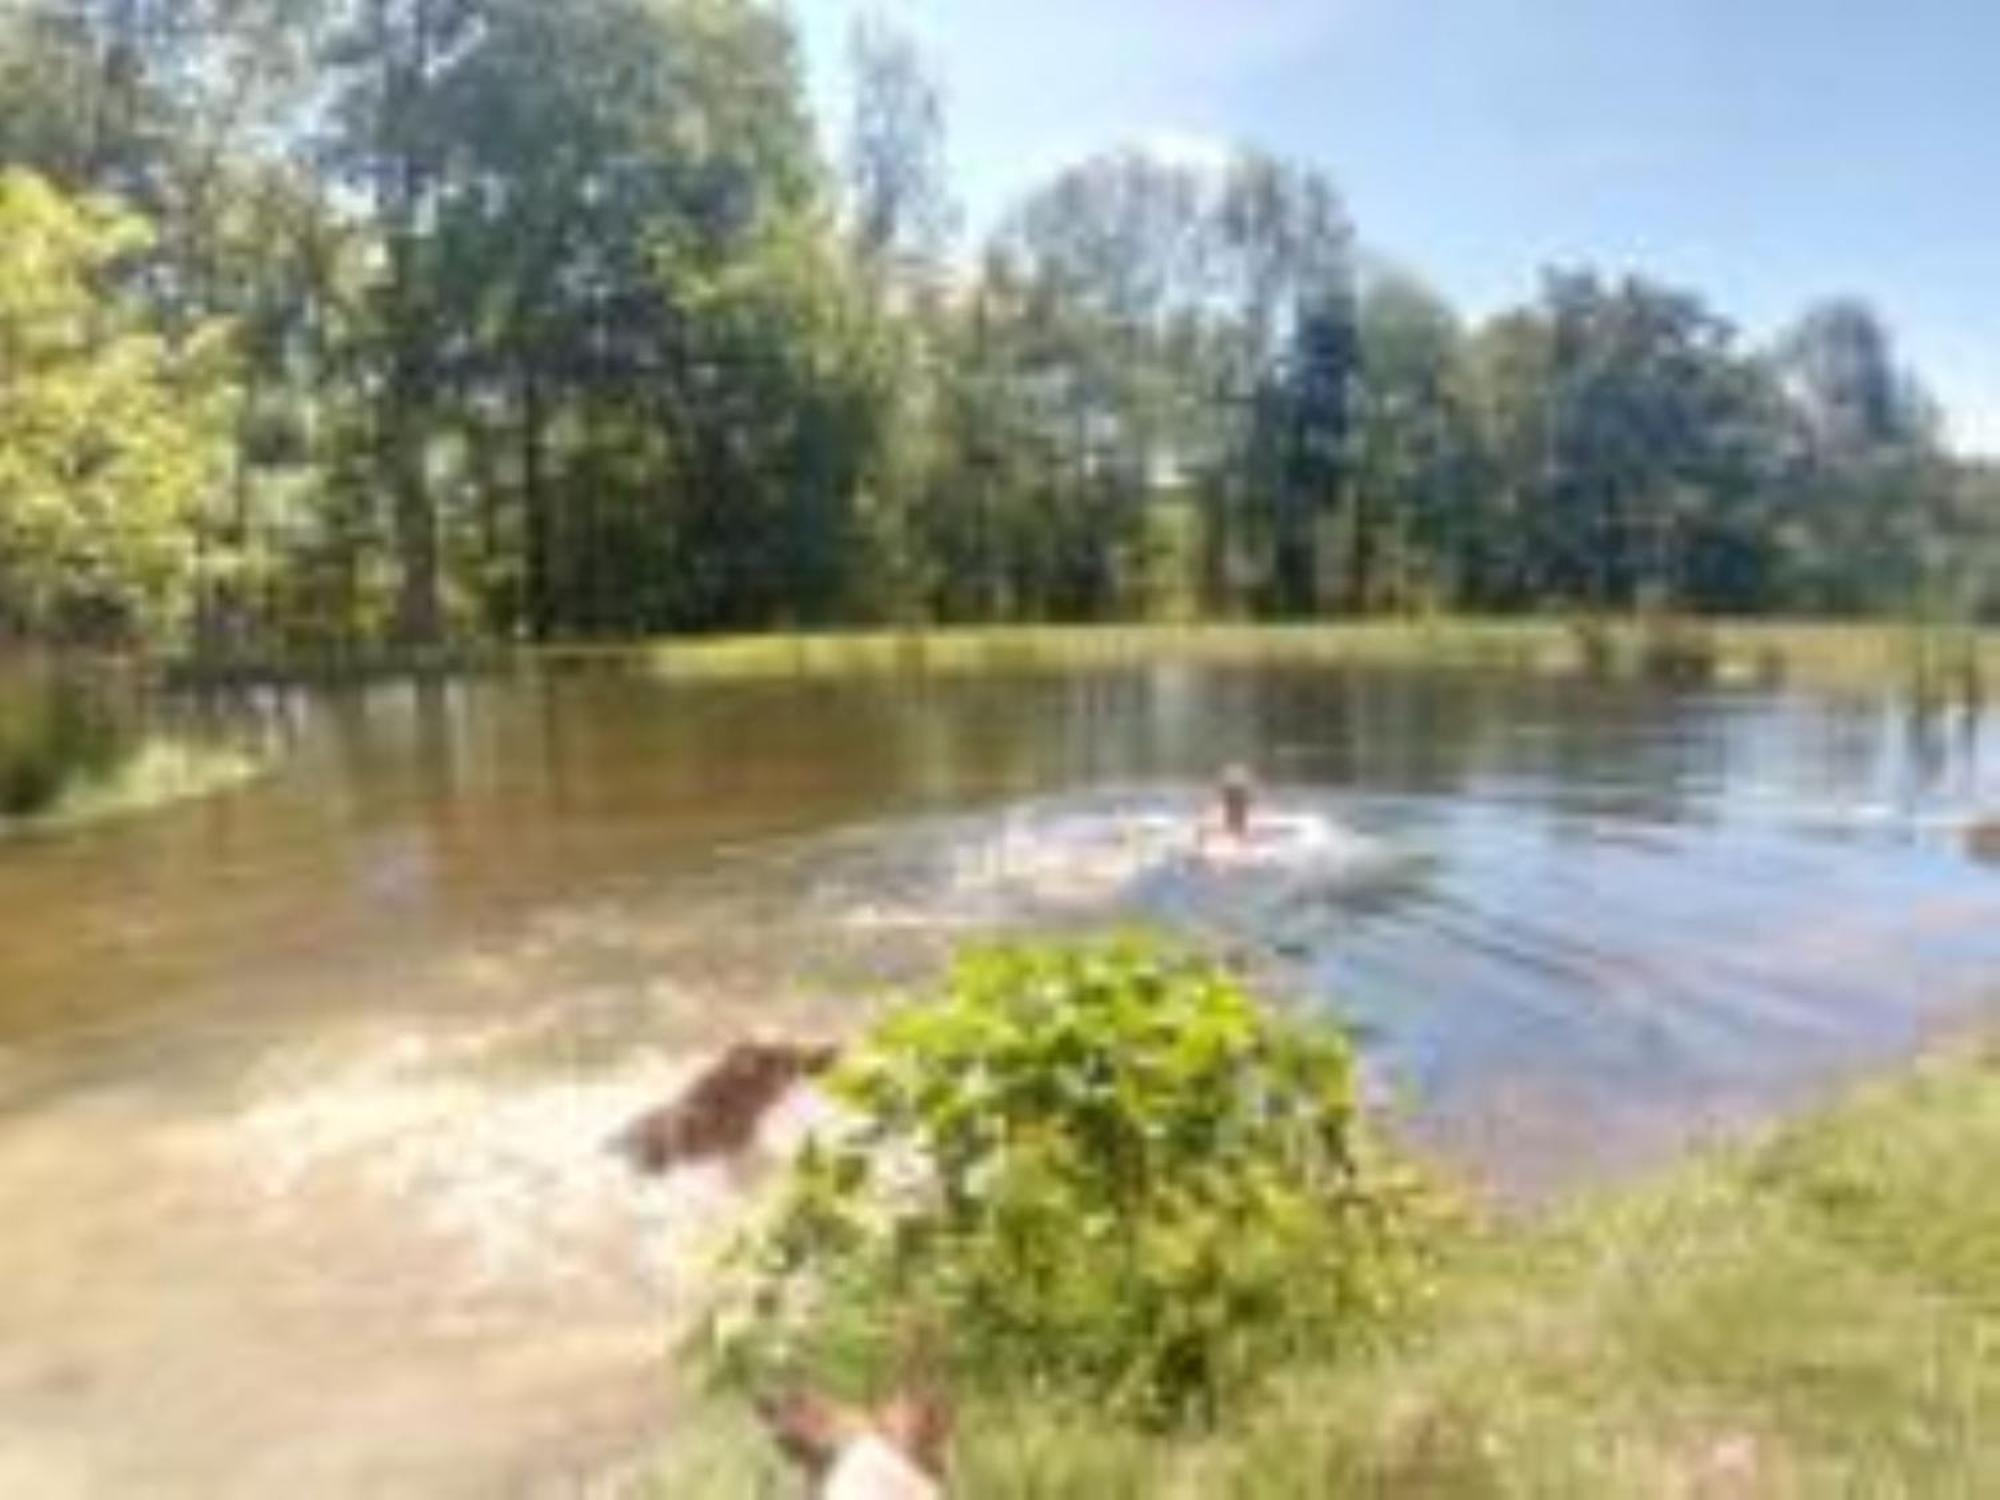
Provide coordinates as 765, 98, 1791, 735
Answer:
0, 737, 267, 839
652, 1021, 2000, 1495
157, 616, 1997, 695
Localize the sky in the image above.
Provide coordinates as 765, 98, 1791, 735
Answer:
789, 0, 2000, 456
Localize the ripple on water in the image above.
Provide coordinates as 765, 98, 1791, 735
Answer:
823, 787, 1416, 932
786, 781, 2000, 1196
6, 671, 1997, 1494
206, 1019, 833, 1326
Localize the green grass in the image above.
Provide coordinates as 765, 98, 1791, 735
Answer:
609, 617, 1996, 696
622, 620, 1553, 681
163, 616, 2000, 696
0, 736, 265, 834
655, 1037, 2000, 1497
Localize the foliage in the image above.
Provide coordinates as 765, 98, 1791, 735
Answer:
0, 169, 235, 642
0, 656, 133, 815
19, 733, 262, 827
1353, 269, 1480, 610
662, 1036, 2000, 1497
0, 2, 1993, 653
0, 654, 258, 826
702, 938, 1441, 1427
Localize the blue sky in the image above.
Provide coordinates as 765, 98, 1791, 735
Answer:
790, 0, 2000, 455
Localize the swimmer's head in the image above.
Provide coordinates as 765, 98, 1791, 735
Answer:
1217, 764, 1253, 836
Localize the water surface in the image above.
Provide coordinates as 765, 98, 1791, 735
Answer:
1, 663, 1994, 1494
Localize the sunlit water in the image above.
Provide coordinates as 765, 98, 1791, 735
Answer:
0, 663, 1995, 1494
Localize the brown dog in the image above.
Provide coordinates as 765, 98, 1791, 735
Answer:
609, 1037, 839, 1173
760, 1387, 950, 1499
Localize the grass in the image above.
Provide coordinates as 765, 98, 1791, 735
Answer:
607, 617, 1998, 697
654, 1036, 2000, 1496
164, 616, 2000, 696
0, 736, 265, 834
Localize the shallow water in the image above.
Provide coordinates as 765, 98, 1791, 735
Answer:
0, 663, 1995, 1493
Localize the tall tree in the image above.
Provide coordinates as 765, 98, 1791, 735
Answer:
845, 15, 951, 281
0, 169, 235, 641
1526, 271, 1774, 608
1353, 267, 1478, 608
1779, 299, 1929, 459
841, 15, 954, 620
318, 0, 481, 644
1772, 297, 1950, 612
0, 3, 1989, 648
1208, 152, 1355, 614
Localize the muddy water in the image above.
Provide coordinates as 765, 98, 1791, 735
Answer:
0, 664, 1996, 1495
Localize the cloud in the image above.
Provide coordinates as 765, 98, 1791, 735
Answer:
792, 0, 1354, 225
1943, 391, 2000, 458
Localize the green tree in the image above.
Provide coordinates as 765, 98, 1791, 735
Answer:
839, 15, 954, 622
1353, 267, 1480, 608
311, 0, 853, 640
708, 939, 1439, 1426
0, 169, 235, 641
948, 146, 1356, 621
1780, 299, 1930, 459
316, 0, 480, 644
1204, 152, 1355, 615
968, 152, 1184, 618
1470, 271, 1782, 611
1771, 298, 1952, 613
1, 1, 1988, 647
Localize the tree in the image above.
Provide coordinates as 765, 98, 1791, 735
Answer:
1353, 267, 1479, 608
1460, 309, 1555, 608
0, 169, 235, 641
0, 1, 360, 651
840, 15, 955, 621
0, 0, 197, 202
1779, 299, 1929, 459
1484, 271, 1777, 610
1769, 298, 1952, 613
949, 145, 1356, 621
317, 0, 483, 645
0, 2, 1988, 648
310, 0, 854, 640
845, 15, 952, 282
972, 148, 1211, 618
1952, 461, 2000, 620
1205, 152, 1355, 615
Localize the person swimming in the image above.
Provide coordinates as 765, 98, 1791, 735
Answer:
1196, 763, 1257, 854
1218, 764, 1254, 839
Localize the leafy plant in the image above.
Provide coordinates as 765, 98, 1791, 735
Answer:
701, 937, 1443, 1427
0, 170, 236, 645
0, 660, 135, 817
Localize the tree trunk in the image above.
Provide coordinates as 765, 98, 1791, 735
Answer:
387, 340, 439, 644
519, 367, 555, 641
377, 0, 439, 647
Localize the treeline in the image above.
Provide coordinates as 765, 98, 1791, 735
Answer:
0, 0, 1994, 651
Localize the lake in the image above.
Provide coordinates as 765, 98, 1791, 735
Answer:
0, 660, 1994, 1494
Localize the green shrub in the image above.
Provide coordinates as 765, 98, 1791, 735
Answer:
1567, 614, 1619, 677
700, 937, 1443, 1427
1636, 613, 1719, 685
0, 661, 134, 816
